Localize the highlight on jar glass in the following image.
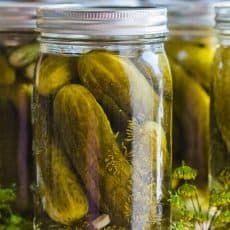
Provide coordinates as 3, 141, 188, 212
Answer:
0, 2, 40, 221
33, 6, 172, 229
163, 0, 216, 195
210, 3, 230, 197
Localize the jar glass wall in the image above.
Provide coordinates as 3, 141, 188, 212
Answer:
166, 30, 216, 190
210, 5, 230, 194
164, 1, 216, 194
0, 3, 40, 219
33, 7, 172, 229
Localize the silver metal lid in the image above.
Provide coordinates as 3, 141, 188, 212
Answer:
37, 6, 167, 37
0, 1, 79, 32
149, 0, 216, 28
82, 0, 143, 7
215, 2, 230, 34
0, 2, 41, 31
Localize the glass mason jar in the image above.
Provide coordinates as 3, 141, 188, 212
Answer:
0, 3, 40, 217
164, 0, 216, 192
210, 5, 230, 193
33, 7, 172, 229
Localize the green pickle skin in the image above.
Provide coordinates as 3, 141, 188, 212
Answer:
165, 36, 215, 189
34, 50, 172, 229
77, 51, 161, 135
0, 40, 39, 216
37, 140, 89, 225
211, 46, 230, 190
54, 85, 132, 226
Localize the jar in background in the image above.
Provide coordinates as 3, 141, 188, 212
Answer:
210, 5, 230, 194
0, 3, 40, 217
34, 7, 172, 229
164, 0, 216, 194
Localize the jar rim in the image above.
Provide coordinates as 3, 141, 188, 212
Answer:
37, 6, 168, 37
0, 2, 42, 31
0, 1, 71, 32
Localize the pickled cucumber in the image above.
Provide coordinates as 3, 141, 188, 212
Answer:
9, 43, 39, 68
170, 59, 210, 184
166, 38, 215, 91
130, 121, 169, 228
77, 51, 160, 133
37, 56, 74, 96
24, 62, 36, 80
37, 141, 88, 225
210, 97, 230, 190
131, 121, 169, 173
34, 93, 88, 225
0, 84, 32, 108
53, 84, 132, 226
132, 52, 172, 134
0, 38, 38, 217
0, 55, 15, 86
133, 51, 172, 100
213, 47, 230, 152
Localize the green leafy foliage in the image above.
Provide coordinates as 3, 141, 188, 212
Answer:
171, 163, 230, 229
0, 185, 32, 230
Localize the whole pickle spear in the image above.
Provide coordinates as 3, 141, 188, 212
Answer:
213, 47, 230, 152
77, 51, 160, 133
131, 121, 169, 175
131, 52, 172, 134
34, 94, 88, 225
53, 84, 132, 226
24, 62, 36, 81
9, 43, 39, 68
165, 38, 215, 91
36, 56, 74, 96
130, 120, 169, 228
0, 84, 32, 108
0, 55, 15, 86
132, 52, 172, 101
37, 141, 89, 225
170, 59, 210, 185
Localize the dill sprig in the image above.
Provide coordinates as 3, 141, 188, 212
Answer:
171, 163, 230, 230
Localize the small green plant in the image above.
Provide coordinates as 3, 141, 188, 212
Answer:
0, 184, 32, 230
171, 162, 230, 230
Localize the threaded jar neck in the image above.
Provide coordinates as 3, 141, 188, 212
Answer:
148, 0, 215, 28
215, 3, 230, 46
0, 2, 41, 32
